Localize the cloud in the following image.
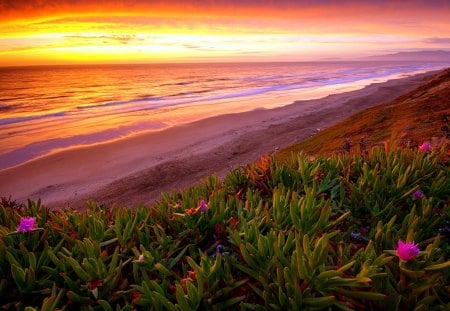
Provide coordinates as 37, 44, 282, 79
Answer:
424, 37, 450, 44
3, 0, 448, 24
65, 34, 143, 45
1, 0, 450, 65
182, 44, 216, 51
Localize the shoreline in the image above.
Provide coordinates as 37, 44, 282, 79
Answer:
0, 65, 443, 171
0, 69, 440, 209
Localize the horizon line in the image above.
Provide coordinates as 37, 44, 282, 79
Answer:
2, 59, 450, 69
2, 49, 450, 69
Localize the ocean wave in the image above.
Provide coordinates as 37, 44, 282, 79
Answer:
240, 72, 311, 82
76, 88, 214, 111
168, 89, 212, 97
41, 95, 71, 100
1, 62, 444, 128
0, 72, 410, 127
156, 77, 233, 88
0, 112, 67, 126
0, 103, 14, 112
76, 96, 167, 110
157, 80, 193, 88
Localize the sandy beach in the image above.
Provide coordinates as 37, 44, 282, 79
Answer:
0, 70, 437, 210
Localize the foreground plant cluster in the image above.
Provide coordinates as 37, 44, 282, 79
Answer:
1, 146, 449, 310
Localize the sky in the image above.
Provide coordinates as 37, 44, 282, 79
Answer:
0, 0, 449, 66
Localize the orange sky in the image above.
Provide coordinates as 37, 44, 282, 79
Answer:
1, 0, 449, 66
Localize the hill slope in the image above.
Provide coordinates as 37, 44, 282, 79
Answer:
276, 68, 450, 160
361, 50, 450, 62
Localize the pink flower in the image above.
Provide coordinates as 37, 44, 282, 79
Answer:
199, 199, 208, 212
138, 254, 144, 263
412, 190, 424, 200
395, 240, 419, 262
419, 142, 432, 152
16, 217, 37, 232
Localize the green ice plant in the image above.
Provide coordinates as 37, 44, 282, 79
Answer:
379, 235, 450, 310
0, 144, 448, 309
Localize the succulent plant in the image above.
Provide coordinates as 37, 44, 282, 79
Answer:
0, 144, 448, 310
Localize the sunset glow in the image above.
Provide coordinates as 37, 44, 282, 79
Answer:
1, 0, 449, 66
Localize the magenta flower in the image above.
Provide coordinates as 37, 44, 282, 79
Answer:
16, 217, 37, 232
395, 240, 419, 262
199, 199, 208, 212
419, 142, 432, 152
412, 190, 424, 200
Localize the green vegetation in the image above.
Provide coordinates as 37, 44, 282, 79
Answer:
1, 145, 449, 310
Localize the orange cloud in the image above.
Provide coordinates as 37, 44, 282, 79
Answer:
0, 1, 449, 66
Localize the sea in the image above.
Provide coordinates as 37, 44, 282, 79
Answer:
0, 61, 449, 170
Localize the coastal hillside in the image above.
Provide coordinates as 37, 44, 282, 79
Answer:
276, 68, 450, 160
1, 72, 450, 308
361, 50, 450, 62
